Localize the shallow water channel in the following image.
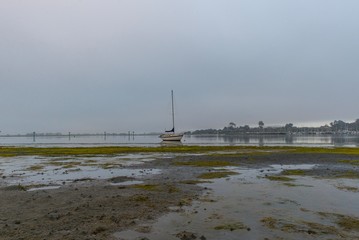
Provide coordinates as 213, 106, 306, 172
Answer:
115, 164, 359, 240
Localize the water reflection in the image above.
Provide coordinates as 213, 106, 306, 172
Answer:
187, 134, 359, 147
0, 134, 359, 147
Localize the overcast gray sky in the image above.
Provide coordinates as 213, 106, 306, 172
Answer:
1, 0, 358, 134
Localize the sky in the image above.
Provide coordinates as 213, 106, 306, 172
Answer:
1, 0, 359, 134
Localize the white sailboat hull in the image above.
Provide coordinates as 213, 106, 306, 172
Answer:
160, 90, 183, 142
159, 133, 184, 141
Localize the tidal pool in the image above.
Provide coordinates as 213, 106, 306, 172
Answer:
115, 164, 359, 240
0, 154, 162, 187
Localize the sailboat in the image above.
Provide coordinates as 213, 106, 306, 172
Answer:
160, 90, 184, 141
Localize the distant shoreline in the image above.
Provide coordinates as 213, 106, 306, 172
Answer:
1, 132, 359, 138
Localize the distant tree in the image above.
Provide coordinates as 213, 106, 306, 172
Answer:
191, 128, 218, 135
258, 121, 264, 129
355, 119, 359, 132
228, 122, 236, 129
330, 120, 346, 132
285, 123, 294, 132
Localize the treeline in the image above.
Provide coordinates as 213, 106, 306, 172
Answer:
190, 119, 359, 135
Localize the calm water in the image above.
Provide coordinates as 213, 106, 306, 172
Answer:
0, 134, 359, 147
115, 164, 359, 240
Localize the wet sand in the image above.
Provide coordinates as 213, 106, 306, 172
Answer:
1, 148, 359, 239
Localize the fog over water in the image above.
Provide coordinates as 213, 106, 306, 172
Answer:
1, 1, 358, 134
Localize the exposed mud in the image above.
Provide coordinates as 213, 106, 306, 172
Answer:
1, 149, 359, 239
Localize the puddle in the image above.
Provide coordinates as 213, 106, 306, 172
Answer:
0, 154, 162, 186
115, 164, 359, 240
270, 164, 317, 171
27, 185, 61, 191
0, 152, 213, 187
14, 167, 161, 186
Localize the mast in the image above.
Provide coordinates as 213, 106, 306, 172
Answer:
171, 90, 175, 133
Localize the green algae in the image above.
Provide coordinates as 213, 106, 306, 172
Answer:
0, 146, 264, 157
46, 161, 80, 167
178, 197, 194, 206
98, 163, 122, 169
131, 184, 159, 191
336, 215, 359, 231
333, 170, 359, 179
1, 146, 359, 158
166, 185, 180, 193
0, 153, 17, 157
62, 163, 79, 169
174, 160, 237, 167
197, 171, 238, 179
129, 194, 149, 202
336, 185, 359, 192
339, 160, 359, 166
130, 184, 180, 193
3, 184, 57, 191
261, 217, 277, 229
266, 175, 295, 182
281, 169, 307, 176
108, 176, 134, 183
318, 212, 359, 232
261, 216, 340, 235
3, 184, 27, 191
27, 165, 44, 171
180, 180, 211, 185
290, 147, 359, 155
208, 151, 272, 158
302, 221, 339, 235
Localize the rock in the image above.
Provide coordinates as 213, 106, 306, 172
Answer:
47, 212, 61, 220
92, 226, 107, 235
176, 231, 197, 240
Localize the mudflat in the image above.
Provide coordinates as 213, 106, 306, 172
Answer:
0, 146, 359, 239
